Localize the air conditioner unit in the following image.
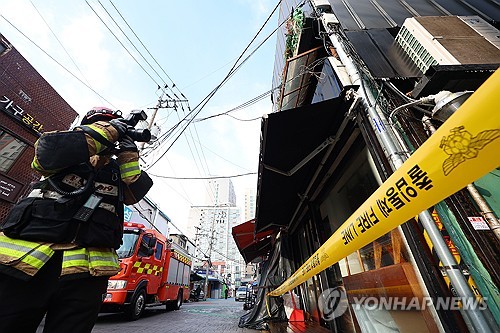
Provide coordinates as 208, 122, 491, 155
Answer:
320, 13, 340, 32
311, 0, 332, 13
395, 16, 500, 73
459, 16, 500, 49
327, 56, 352, 88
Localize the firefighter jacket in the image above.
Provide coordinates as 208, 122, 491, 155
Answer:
0, 120, 153, 280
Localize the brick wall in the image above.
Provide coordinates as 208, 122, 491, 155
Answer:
0, 34, 78, 221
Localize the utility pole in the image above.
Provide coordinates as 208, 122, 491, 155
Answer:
204, 207, 217, 300
204, 182, 220, 300
139, 92, 188, 150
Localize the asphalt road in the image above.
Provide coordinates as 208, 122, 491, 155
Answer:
37, 298, 262, 333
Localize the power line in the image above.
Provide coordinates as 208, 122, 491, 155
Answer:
148, 0, 284, 156
149, 172, 257, 180
193, 87, 277, 123
145, 0, 285, 170
85, 1, 169, 96
226, 114, 262, 122
108, 0, 184, 100
97, 1, 167, 88
29, 0, 101, 110
0, 14, 116, 108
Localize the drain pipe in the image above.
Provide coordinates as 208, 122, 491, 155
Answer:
422, 116, 500, 241
327, 30, 494, 332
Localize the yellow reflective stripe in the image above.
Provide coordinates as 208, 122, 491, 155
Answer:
0, 247, 45, 269
0, 236, 53, 269
62, 250, 89, 269
88, 250, 119, 268
86, 124, 109, 153
61, 249, 118, 269
88, 249, 116, 257
31, 158, 56, 176
62, 259, 89, 268
31, 158, 41, 171
120, 161, 140, 178
0, 236, 51, 251
90, 260, 119, 268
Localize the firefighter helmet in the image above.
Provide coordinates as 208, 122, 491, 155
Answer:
80, 107, 123, 125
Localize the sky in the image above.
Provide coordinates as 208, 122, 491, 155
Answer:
0, 0, 280, 237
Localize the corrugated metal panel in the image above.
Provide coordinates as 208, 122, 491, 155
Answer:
328, 0, 499, 31
345, 29, 421, 78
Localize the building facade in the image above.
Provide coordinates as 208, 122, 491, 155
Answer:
240, 1, 500, 332
189, 179, 246, 287
0, 34, 78, 222
124, 196, 171, 235
244, 188, 256, 221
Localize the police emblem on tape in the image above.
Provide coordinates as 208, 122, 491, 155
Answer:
440, 127, 499, 176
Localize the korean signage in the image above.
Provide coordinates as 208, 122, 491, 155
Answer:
268, 69, 500, 296
0, 174, 23, 203
0, 94, 44, 134
123, 206, 133, 222
468, 216, 490, 230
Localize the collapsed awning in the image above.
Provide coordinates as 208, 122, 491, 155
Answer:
255, 97, 351, 233
232, 219, 274, 263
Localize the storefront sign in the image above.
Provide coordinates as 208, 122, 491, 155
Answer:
0, 174, 23, 203
124, 206, 133, 222
468, 217, 490, 230
0, 95, 44, 134
268, 69, 500, 296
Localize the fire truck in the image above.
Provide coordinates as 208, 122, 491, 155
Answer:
101, 222, 192, 320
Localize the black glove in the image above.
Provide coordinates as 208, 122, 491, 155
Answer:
109, 119, 128, 139
119, 135, 138, 152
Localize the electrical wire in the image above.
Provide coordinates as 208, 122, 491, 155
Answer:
89, 1, 209, 202
144, 0, 286, 170
226, 114, 262, 122
176, 102, 217, 202
98, 0, 220, 200
193, 87, 277, 123
108, 0, 179, 95
0, 14, 116, 108
85, 1, 173, 98
149, 172, 257, 180
96, 0, 173, 97
29, 0, 101, 110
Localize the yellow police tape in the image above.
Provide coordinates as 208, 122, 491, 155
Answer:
268, 69, 500, 297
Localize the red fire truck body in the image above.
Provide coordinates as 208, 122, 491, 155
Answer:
101, 222, 192, 320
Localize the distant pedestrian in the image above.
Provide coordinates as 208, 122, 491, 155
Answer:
224, 287, 228, 299
195, 285, 202, 300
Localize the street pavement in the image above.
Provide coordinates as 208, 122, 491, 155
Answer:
37, 298, 265, 332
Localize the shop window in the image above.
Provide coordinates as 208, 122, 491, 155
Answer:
320, 145, 437, 332
0, 131, 27, 173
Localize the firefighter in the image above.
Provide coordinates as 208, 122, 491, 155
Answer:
0, 107, 153, 333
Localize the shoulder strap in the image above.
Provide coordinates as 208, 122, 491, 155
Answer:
76, 126, 115, 150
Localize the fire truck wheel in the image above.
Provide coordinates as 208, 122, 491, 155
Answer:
125, 289, 146, 320
173, 290, 183, 310
167, 289, 183, 311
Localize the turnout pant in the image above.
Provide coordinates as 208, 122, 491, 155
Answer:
0, 251, 109, 333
